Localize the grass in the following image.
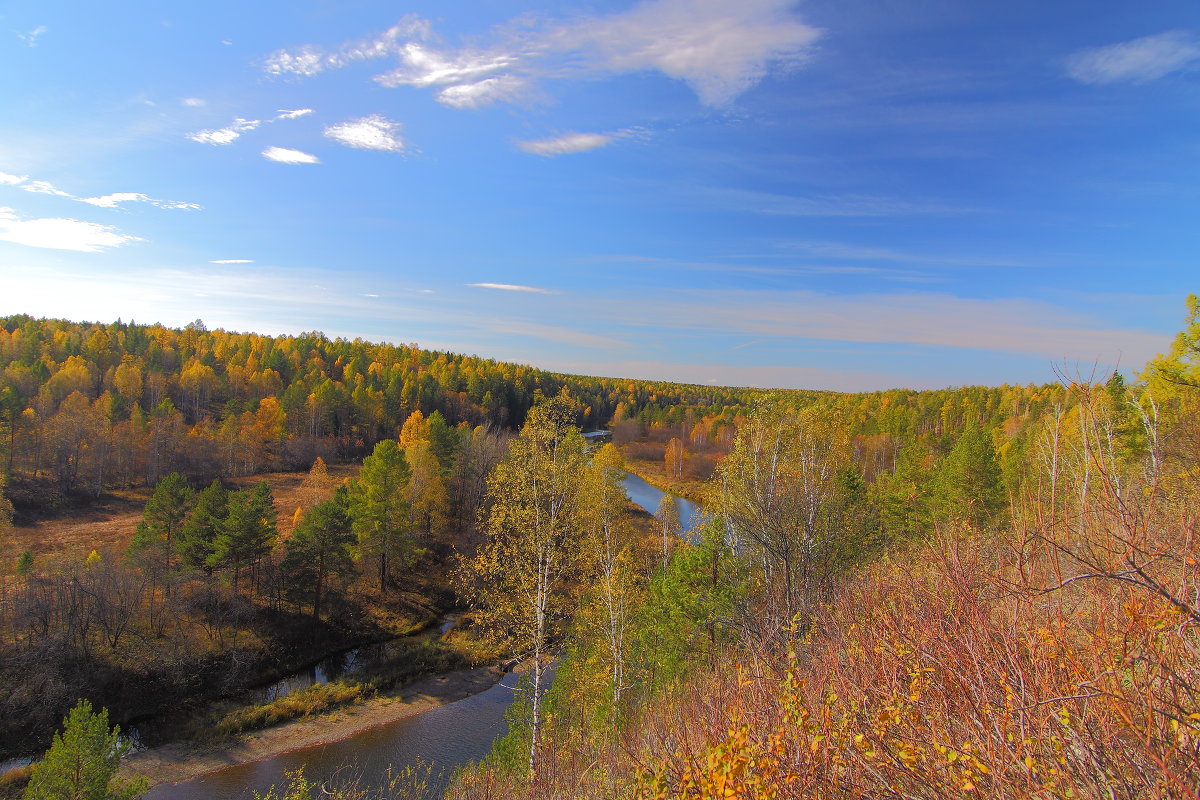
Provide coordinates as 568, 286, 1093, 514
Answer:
197, 633, 501, 740
0, 765, 30, 800
210, 682, 370, 737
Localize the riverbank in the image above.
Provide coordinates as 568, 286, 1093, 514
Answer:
121, 664, 505, 789
618, 453, 714, 506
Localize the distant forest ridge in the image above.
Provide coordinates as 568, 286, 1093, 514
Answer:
0, 313, 1068, 499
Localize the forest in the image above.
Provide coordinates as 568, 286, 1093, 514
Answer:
1, 297, 1198, 799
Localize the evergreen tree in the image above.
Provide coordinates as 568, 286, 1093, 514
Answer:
208, 481, 277, 591
176, 478, 227, 574
22, 699, 147, 800
347, 440, 413, 592
933, 425, 1004, 529
281, 490, 356, 619
127, 472, 193, 573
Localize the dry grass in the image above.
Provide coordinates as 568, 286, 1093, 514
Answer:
1, 464, 358, 573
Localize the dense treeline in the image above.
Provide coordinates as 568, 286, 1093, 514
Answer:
0, 314, 761, 506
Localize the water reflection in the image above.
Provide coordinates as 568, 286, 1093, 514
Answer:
144, 669, 523, 800
619, 471, 706, 532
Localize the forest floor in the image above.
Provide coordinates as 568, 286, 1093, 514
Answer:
120, 664, 506, 788
2, 464, 359, 568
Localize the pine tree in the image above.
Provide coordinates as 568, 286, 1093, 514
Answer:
934, 425, 1004, 529
127, 472, 193, 573
22, 699, 147, 800
208, 481, 277, 591
282, 490, 355, 619
176, 478, 227, 574
347, 440, 413, 593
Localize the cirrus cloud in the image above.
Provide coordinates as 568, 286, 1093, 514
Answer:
468, 282, 561, 295
1066, 30, 1200, 84
517, 132, 612, 157
265, 0, 822, 109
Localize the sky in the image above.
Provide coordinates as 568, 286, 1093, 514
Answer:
1, 0, 1197, 391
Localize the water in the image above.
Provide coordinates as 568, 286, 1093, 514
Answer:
121, 477, 700, 797
620, 471, 706, 532
144, 669, 524, 800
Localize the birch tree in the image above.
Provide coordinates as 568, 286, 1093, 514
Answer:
456, 399, 588, 781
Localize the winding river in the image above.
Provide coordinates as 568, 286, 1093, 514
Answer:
137, 472, 699, 800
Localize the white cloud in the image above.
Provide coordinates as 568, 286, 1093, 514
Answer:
517, 132, 612, 157
468, 282, 560, 295
324, 115, 405, 152
264, 16, 431, 77
189, 118, 261, 145
541, 0, 823, 105
79, 192, 201, 210
274, 108, 314, 120
0, 206, 143, 252
374, 43, 515, 89
262, 146, 320, 164
17, 25, 47, 47
1066, 30, 1200, 84
21, 179, 72, 197
435, 76, 527, 109
182, 97, 206, 107
210, 259, 253, 264
266, 0, 820, 109
3, 171, 199, 210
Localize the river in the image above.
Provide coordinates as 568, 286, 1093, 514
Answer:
138, 471, 695, 800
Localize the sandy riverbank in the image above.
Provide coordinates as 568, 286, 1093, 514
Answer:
120, 664, 505, 789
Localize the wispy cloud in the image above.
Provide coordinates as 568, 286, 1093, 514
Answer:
274, 108, 314, 120
2, 172, 198, 210
182, 97, 206, 107
21, 180, 72, 197
324, 115, 405, 152
79, 192, 201, 210
265, 0, 821, 108
190, 118, 261, 145
435, 76, 527, 109
487, 320, 631, 351
210, 259, 253, 264
787, 240, 1027, 268
264, 16, 431, 77
17, 25, 47, 47
517, 132, 612, 157
262, 146, 320, 164
0, 206, 143, 252
714, 188, 975, 218
603, 289, 1166, 363
1066, 30, 1200, 84
468, 282, 561, 295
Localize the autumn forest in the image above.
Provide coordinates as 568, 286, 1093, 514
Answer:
2, 300, 1200, 799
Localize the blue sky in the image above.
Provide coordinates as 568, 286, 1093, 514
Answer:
1, 0, 1197, 391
